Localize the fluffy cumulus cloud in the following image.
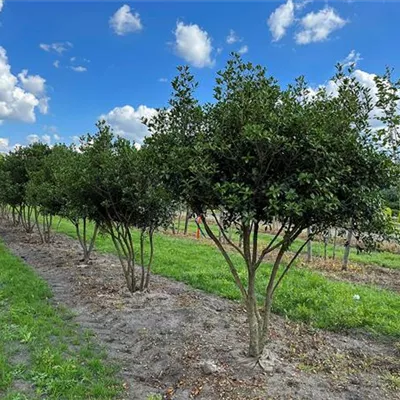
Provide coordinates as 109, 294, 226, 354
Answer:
0, 46, 49, 123
174, 22, 214, 68
100, 105, 157, 144
110, 4, 142, 35
295, 7, 347, 45
17, 70, 46, 96
39, 42, 73, 54
0, 0, 3, 13
267, 0, 295, 42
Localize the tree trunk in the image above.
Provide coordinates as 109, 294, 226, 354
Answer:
259, 246, 286, 351
332, 227, 337, 260
34, 207, 44, 243
306, 226, 312, 262
342, 227, 353, 271
177, 209, 182, 234
140, 230, 145, 291
247, 269, 261, 357
184, 206, 190, 235
144, 230, 155, 290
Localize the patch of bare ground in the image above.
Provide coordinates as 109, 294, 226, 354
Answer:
0, 221, 399, 400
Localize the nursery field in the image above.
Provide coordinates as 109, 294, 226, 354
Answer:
0, 220, 399, 399
53, 218, 400, 337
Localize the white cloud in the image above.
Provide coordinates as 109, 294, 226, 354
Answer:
39, 42, 73, 54
342, 50, 362, 68
0, 138, 10, 153
158, 77, 168, 83
17, 69, 49, 115
53, 60, 60, 68
295, 7, 347, 45
70, 66, 87, 72
295, 0, 312, 11
17, 70, 46, 96
42, 134, 51, 145
53, 134, 61, 141
110, 4, 142, 35
238, 45, 248, 55
70, 56, 76, 62
174, 21, 214, 68
27, 134, 51, 145
226, 29, 240, 45
268, 0, 295, 42
0, 0, 4, 13
100, 105, 157, 144
38, 97, 50, 114
0, 46, 49, 123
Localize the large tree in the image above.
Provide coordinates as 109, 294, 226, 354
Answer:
145, 55, 398, 359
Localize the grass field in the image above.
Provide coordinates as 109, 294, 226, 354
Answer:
54, 219, 400, 338
0, 241, 123, 400
181, 220, 400, 270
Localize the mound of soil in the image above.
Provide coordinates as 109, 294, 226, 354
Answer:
0, 221, 398, 400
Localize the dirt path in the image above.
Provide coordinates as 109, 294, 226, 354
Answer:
0, 221, 399, 400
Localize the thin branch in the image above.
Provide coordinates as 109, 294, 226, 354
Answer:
202, 216, 248, 299
272, 238, 310, 295
210, 210, 246, 259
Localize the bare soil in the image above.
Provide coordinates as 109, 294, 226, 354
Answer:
0, 221, 399, 400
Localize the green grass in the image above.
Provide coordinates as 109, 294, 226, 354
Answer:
180, 220, 400, 270
54, 219, 400, 338
0, 241, 123, 399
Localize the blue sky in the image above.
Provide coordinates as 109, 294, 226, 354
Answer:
0, 0, 400, 151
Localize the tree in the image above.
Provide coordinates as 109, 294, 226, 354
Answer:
145, 55, 398, 359
0, 143, 51, 233
45, 144, 100, 262
81, 121, 176, 292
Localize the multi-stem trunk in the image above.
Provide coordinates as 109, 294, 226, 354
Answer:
109, 222, 136, 292
20, 205, 35, 233
202, 213, 305, 360
75, 218, 99, 263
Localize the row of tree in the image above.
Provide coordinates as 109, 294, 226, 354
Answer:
0, 55, 399, 359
